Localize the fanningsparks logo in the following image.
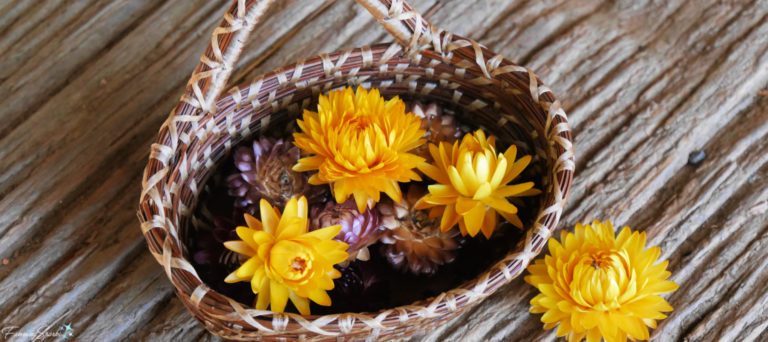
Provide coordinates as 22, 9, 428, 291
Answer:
1, 323, 74, 341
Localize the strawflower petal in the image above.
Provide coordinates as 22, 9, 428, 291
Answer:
223, 241, 256, 256
289, 291, 311, 315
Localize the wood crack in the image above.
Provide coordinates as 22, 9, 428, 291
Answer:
517, 1, 609, 66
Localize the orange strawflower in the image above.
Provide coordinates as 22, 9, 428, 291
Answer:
416, 130, 539, 238
292, 86, 425, 212
224, 197, 348, 315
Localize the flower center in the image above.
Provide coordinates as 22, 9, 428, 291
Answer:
465, 144, 485, 154
404, 209, 439, 233
278, 170, 295, 199
291, 257, 307, 272
348, 115, 374, 130
568, 249, 631, 311
589, 251, 613, 269
270, 240, 314, 282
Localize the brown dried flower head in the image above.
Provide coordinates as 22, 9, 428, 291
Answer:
410, 102, 463, 162
378, 184, 462, 275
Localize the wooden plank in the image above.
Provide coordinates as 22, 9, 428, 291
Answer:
0, 0, 229, 336
0, 0, 767, 341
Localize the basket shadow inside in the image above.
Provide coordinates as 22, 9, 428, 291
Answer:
183, 92, 546, 315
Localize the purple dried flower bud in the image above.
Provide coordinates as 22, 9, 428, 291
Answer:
310, 200, 382, 263
227, 137, 326, 213
192, 217, 240, 267
191, 216, 253, 304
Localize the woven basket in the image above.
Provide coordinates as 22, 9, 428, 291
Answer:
138, 0, 574, 340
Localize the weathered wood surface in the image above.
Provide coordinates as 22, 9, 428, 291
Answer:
1, 0, 768, 341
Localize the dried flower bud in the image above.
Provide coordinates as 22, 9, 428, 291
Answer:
378, 184, 463, 275
310, 200, 382, 264
227, 137, 326, 214
410, 102, 462, 162
192, 217, 240, 267
191, 217, 253, 304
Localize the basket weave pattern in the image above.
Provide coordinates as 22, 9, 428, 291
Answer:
138, 0, 574, 340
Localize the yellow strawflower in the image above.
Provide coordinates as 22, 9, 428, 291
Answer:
292, 86, 425, 212
525, 220, 678, 342
415, 130, 539, 238
223, 197, 348, 315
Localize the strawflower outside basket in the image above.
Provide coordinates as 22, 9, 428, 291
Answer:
138, 0, 575, 340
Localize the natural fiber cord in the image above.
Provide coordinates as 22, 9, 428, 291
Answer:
138, 0, 575, 340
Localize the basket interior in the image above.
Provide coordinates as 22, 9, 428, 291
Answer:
144, 42, 569, 339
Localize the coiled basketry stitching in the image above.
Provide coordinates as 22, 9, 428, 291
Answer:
138, 0, 575, 340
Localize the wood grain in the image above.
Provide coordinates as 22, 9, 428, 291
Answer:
1, 0, 767, 341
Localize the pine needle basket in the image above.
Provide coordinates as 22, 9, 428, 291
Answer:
138, 0, 575, 340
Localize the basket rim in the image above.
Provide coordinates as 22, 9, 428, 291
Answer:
138, 39, 574, 338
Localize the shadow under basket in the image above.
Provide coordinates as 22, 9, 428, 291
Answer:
137, 0, 574, 340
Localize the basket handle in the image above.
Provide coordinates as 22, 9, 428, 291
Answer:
181, 0, 438, 114
354, 0, 440, 54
